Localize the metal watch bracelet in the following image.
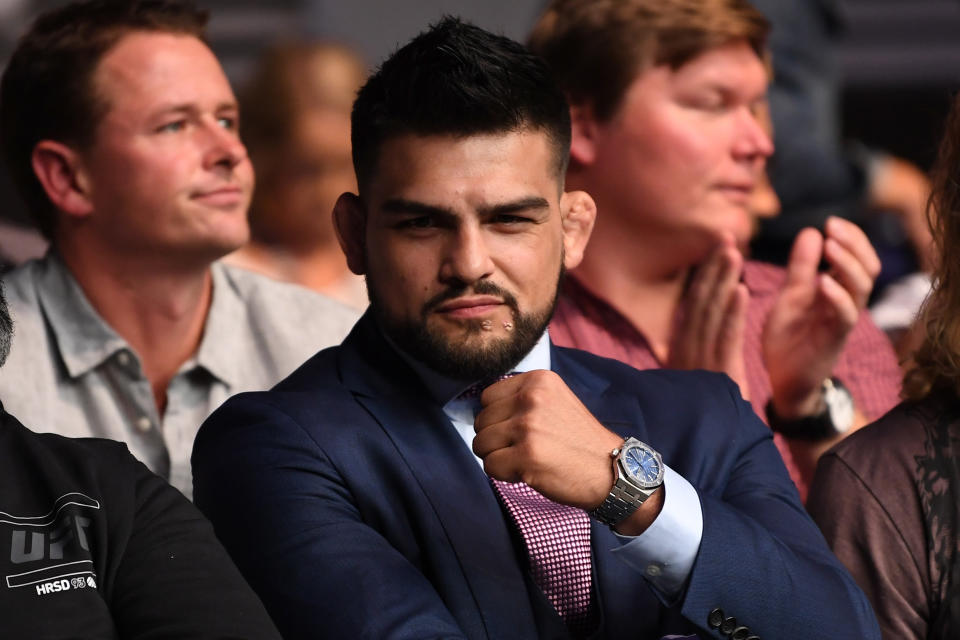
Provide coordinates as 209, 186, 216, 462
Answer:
589, 479, 649, 526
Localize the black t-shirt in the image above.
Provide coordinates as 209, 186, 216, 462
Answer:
0, 407, 281, 639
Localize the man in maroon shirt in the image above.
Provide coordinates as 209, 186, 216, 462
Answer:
529, 0, 901, 497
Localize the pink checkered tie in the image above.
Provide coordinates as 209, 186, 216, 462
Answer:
460, 377, 595, 633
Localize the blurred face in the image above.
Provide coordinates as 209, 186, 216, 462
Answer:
251, 49, 363, 245
255, 107, 355, 244
745, 100, 781, 251
77, 32, 253, 260
341, 130, 590, 380
581, 40, 773, 262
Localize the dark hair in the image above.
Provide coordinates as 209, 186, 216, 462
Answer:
904, 94, 960, 401
351, 17, 571, 195
0, 281, 11, 368
0, 0, 209, 239
529, 0, 769, 121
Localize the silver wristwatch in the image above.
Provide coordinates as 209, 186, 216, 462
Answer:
767, 377, 855, 441
589, 437, 665, 527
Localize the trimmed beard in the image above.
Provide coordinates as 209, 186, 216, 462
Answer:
0, 282, 11, 368
367, 266, 562, 382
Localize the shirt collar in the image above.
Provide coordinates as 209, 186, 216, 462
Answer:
189, 261, 244, 388
36, 251, 129, 378
36, 254, 240, 385
386, 326, 552, 407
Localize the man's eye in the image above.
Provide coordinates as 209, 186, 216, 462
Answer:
695, 98, 727, 112
217, 116, 237, 131
491, 214, 531, 225
397, 216, 435, 229
683, 92, 729, 113
157, 120, 186, 133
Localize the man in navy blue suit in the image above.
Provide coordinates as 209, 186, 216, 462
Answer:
192, 18, 879, 640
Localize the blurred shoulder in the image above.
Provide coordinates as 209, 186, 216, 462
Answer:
214, 262, 360, 338
1, 257, 48, 310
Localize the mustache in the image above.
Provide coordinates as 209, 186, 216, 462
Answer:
421, 280, 520, 315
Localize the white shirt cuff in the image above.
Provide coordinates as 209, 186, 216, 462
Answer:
609, 465, 703, 598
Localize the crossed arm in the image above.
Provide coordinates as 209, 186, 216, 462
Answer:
192, 378, 879, 640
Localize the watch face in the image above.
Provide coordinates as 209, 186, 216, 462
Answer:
623, 444, 663, 486
825, 379, 855, 434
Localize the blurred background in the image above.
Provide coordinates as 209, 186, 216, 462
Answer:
1, 0, 959, 303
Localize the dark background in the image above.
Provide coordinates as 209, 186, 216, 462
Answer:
1, 0, 959, 234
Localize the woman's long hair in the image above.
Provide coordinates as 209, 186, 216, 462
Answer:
904, 94, 960, 400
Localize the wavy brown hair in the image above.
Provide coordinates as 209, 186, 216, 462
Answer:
528, 0, 769, 121
903, 94, 960, 400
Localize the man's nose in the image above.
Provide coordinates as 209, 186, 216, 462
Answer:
732, 107, 774, 163
439, 224, 495, 285
201, 119, 248, 171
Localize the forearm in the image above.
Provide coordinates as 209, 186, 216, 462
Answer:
681, 497, 880, 639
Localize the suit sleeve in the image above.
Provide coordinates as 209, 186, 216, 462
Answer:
108, 451, 282, 639
192, 394, 469, 640
677, 377, 881, 640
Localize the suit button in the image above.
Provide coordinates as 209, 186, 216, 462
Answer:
708, 608, 724, 629
720, 617, 737, 635
732, 626, 750, 639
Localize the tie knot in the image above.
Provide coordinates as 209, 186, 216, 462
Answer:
456, 372, 517, 400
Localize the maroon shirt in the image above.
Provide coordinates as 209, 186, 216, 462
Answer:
550, 260, 901, 499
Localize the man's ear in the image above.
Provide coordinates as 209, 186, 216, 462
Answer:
30, 141, 94, 219
569, 103, 601, 168
333, 192, 368, 275
559, 190, 596, 270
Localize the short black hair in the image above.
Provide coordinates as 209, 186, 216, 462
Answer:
0, 0, 208, 240
351, 17, 571, 195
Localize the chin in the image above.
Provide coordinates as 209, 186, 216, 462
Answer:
177, 230, 250, 264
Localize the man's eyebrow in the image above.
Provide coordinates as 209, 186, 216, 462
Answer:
151, 104, 194, 117
380, 196, 550, 217
380, 199, 454, 217
478, 197, 550, 216
150, 101, 239, 116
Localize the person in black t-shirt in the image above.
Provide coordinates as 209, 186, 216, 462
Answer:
0, 283, 280, 636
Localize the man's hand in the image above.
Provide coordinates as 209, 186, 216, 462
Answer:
472, 370, 623, 510
763, 217, 881, 419
667, 233, 750, 397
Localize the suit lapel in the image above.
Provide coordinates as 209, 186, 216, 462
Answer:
338, 315, 539, 639
553, 347, 667, 637
336, 324, 664, 638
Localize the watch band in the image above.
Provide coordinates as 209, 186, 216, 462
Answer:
589, 438, 663, 527
767, 377, 853, 441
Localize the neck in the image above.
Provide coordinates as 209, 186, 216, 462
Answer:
57, 239, 214, 415
573, 208, 691, 361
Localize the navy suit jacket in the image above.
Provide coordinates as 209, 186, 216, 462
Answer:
193, 314, 879, 639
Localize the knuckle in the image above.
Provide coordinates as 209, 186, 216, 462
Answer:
521, 386, 545, 408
